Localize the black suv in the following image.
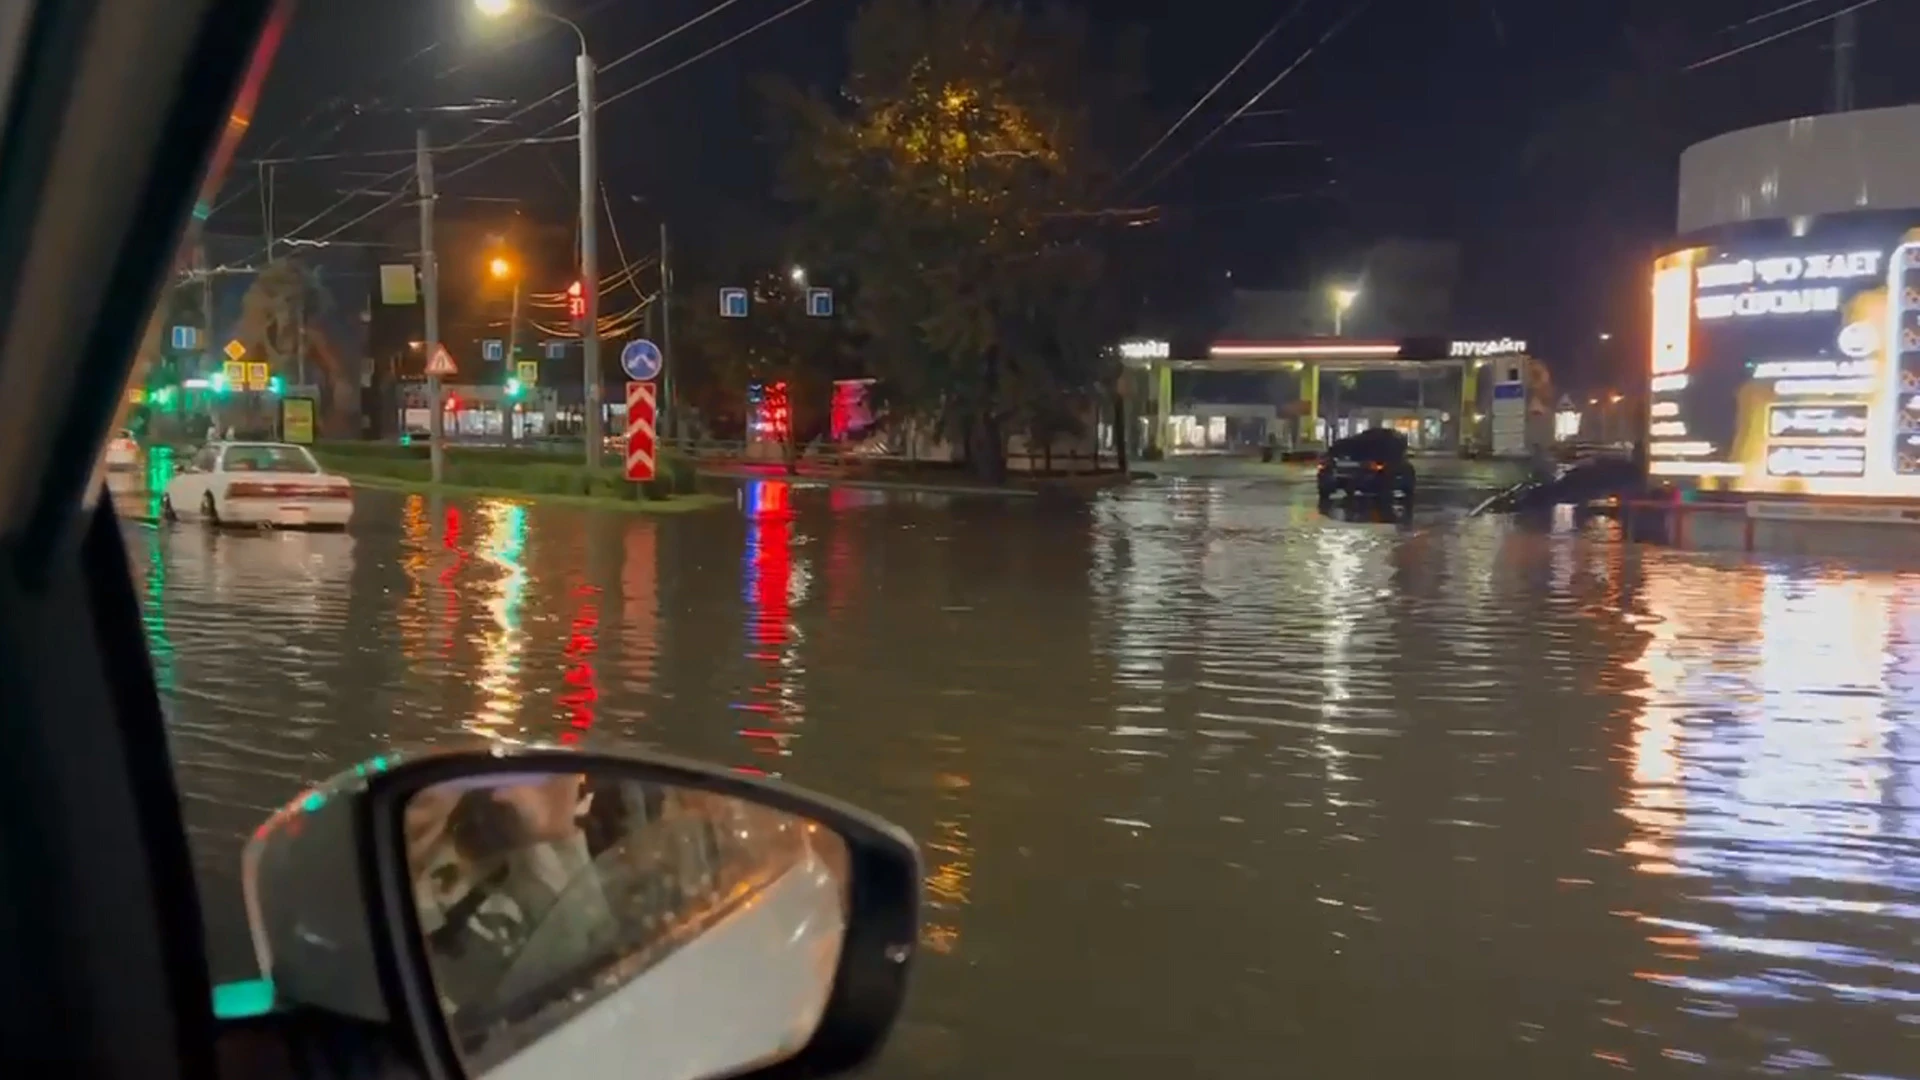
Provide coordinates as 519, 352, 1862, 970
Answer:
1317, 427, 1417, 502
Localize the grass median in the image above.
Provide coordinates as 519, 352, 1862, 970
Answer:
313, 442, 727, 514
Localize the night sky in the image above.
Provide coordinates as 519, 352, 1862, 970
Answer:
225, 0, 1920, 393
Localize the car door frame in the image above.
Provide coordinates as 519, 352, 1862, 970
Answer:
0, 1, 302, 1079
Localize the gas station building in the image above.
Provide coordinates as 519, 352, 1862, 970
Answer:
1117, 335, 1540, 458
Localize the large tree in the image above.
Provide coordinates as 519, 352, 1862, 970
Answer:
768, 0, 1144, 481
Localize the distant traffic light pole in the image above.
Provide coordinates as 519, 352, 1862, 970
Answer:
476, 0, 599, 468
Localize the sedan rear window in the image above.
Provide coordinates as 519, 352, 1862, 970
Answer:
220, 445, 318, 474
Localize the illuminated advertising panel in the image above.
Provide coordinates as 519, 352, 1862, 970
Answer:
1649, 214, 1920, 495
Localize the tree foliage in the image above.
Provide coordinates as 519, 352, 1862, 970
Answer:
767, 0, 1144, 479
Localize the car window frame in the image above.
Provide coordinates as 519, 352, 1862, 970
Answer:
0, 3, 299, 1080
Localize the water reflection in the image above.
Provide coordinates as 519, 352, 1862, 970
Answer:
735, 480, 808, 775
135, 479, 1920, 1079
472, 501, 528, 736
1622, 563, 1920, 1073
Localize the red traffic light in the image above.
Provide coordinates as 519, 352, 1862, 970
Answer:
566, 280, 586, 320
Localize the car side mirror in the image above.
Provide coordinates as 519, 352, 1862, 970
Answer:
239, 745, 921, 1080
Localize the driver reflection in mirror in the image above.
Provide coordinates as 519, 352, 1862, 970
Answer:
403, 770, 850, 1076
404, 773, 613, 1022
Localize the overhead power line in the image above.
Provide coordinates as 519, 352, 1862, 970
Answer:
1109, 0, 1310, 190
243, 133, 576, 166
1687, 0, 1884, 72
1131, 0, 1373, 199
408, 0, 826, 206
266, 0, 760, 255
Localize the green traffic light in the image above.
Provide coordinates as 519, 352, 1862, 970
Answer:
505, 377, 523, 398
268, 375, 284, 395
210, 372, 229, 394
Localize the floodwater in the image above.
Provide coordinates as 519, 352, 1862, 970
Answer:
130, 470, 1920, 1078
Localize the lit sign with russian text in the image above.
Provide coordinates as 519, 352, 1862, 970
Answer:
1768, 404, 1868, 438
1767, 444, 1865, 478
1693, 251, 1882, 321
1649, 218, 1920, 496
1449, 338, 1526, 358
1118, 339, 1170, 360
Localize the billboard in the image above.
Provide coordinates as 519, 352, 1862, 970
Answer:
1649, 215, 1920, 496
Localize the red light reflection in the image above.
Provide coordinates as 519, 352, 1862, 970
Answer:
736, 480, 799, 770
557, 583, 601, 743
438, 505, 469, 657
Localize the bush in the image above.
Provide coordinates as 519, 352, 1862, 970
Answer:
312, 441, 698, 502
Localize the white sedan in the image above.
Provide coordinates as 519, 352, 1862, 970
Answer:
162, 441, 353, 528
102, 428, 141, 472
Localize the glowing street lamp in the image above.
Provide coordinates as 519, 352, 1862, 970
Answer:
1330, 285, 1360, 336
488, 255, 523, 373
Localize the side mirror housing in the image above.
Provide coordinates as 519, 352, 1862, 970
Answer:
240, 745, 921, 1080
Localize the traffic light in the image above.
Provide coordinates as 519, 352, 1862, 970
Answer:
566, 280, 586, 320
267, 375, 284, 395
209, 371, 230, 395
504, 377, 524, 398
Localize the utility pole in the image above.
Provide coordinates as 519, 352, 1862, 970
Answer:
577, 52, 602, 469
199, 247, 214, 379
659, 221, 674, 443
1832, 8, 1857, 113
417, 128, 445, 484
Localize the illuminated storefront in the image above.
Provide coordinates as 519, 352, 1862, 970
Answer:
1652, 105, 1920, 499
1647, 230, 1918, 495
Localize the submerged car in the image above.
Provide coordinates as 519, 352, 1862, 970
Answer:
162, 441, 353, 528
1317, 428, 1417, 502
103, 429, 141, 472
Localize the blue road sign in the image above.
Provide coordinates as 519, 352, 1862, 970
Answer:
170, 325, 199, 350
545, 340, 568, 360
482, 339, 505, 362
620, 338, 663, 381
806, 287, 833, 318
720, 287, 749, 318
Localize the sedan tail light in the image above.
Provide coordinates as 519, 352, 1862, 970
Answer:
229, 481, 351, 499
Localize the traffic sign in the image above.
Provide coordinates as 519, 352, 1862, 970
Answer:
170, 325, 199, 350
516, 359, 539, 386
222, 339, 247, 362
625, 381, 657, 483
545, 340, 567, 360
482, 339, 505, 362
244, 362, 269, 391
425, 344, 458, 377
720, 287, 749, 318
221, 360, 245, 386
620, 338, 662, 381
806, 287, 833, 318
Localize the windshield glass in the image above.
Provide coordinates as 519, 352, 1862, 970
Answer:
220, 445, 317, 474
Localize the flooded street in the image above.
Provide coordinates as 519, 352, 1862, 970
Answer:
131, 474, 1920, 1078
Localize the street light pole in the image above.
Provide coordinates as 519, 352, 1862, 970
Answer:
416, 127, 444, 484
577, 49, 601, 469
659, 220, 673, 443
476, 0, 598, 466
